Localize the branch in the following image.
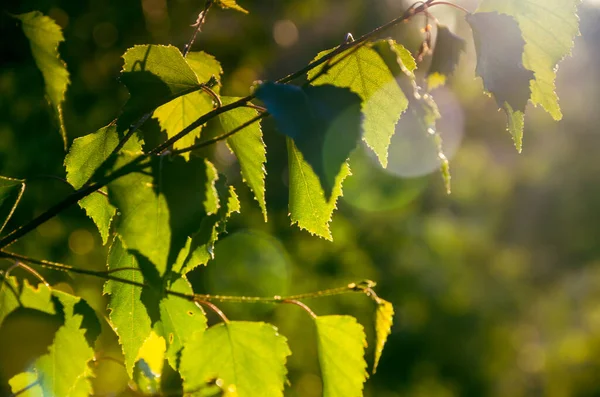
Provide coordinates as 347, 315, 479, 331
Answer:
0, 250, 377, 305
0, 0, 438, 249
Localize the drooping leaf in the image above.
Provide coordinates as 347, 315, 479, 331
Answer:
17, 298, 96, 397
466, 12, 534, 152
109, 155, 219, 275
174, 180, 240, 274
372, 40, 417, 78
14, 12, 70, 148
373, 300, 394, 374
477, 0, 581, 120
315, 315, 368, 397
104, 235, 152, 377
0, 276, 55, 328
427, 25, 466, 90
0, 176, 25, 235
219, 97, 267, 220
9, 372, 43, 397
153, 51, 222, 160
307, 43, 410, 167
120, 45, 202, 127
216, 0, 249, 14
180, 321, 291, 397
287, 138, 350, 240
159, 276, 207, 369
256, 82, 361, 198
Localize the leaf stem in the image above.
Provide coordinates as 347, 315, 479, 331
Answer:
428, 1, 470, 14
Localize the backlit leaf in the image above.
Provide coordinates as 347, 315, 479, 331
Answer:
0, 276, 55, 328
427, 25, 466, 90
16, 298, 96, 396
160, 276, 207, 369
477, 0, 581, 120
0, 176, 25, 235
256, 82, 361, 198
14, 12, 69, 148
216, 0, 249, 14
373, 300, 394, 374
133, 330, 167, 394
104, 235, 152, 377
9, 372, 42, 397
109, 155, 219, 275
287, 139, 350, 240
64, 124, 143, 243
120, 45, 202, 127
466, 12, 533, 152
153, 51, 222, 160
180, 321, 291, 397
307, 43, 409, 167
315, 315, 368, 397
219, 97, 267, 220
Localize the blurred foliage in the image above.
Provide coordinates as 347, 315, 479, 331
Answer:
1, 0, 600, 396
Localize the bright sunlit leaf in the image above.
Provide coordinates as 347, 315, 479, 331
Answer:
0, 276, 55, 328
373, 299, 394, 374
180, 321, 291, 397
315, 315, 368, 397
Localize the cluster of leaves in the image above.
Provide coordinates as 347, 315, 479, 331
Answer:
0, 0, 581, 395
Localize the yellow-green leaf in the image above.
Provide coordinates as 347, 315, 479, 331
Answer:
220, 97, 267, 220
373, 300, 394, 374
14, 12, 70, 148
160, 276, 207, 369
180, 321, 291, 397
9, 372, 43, 397
307, 43, 410, 167
287, 138, 350, 240
216, 0, 249, 13
477, 0, 582, 120
315, 315, 368, 397
104, 235, 152, 377
0, 276, 55, 328
153, 51, 222, 160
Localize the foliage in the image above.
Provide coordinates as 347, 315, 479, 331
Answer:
0, 0, 584, 395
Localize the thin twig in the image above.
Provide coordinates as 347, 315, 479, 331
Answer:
282, 299, 317, 318
196, 300, 229, 322
170, 113, 267, 156
183, 0, 213, 57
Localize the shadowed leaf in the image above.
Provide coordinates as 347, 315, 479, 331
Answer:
14, 12, 69, 148
427, 25, 466, 89
0, 176, 25, 235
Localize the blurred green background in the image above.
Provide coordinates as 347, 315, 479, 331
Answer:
2, 0, 600, 395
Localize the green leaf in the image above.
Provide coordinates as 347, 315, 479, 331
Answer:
315, 315, 368, 397
180, 321, 291, 397
216, 0, 249, 13
153, 51, 222, 160
14, 12, 69, 149
427, 25, 466, 90
9, 372, 42, 397
13, 298, 96, 396
256, 82, 361, 198
52, 289, 102, 347
133, 330, 167, 394
109, 155, 219, 275
476, 0, 581, 120
64, 124, 142, 243
287, 138, 350, 241
0, 276, 55, 328
174, 180, 241, 274
120, 45, 203, 127
0, 176, 25, 235
104, 235, 152, 377
160, 276, 207, 369
466, 12, 534, 152
307, 43, 410, 167
219, 97, 267, 220
373, 300, 394, 374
